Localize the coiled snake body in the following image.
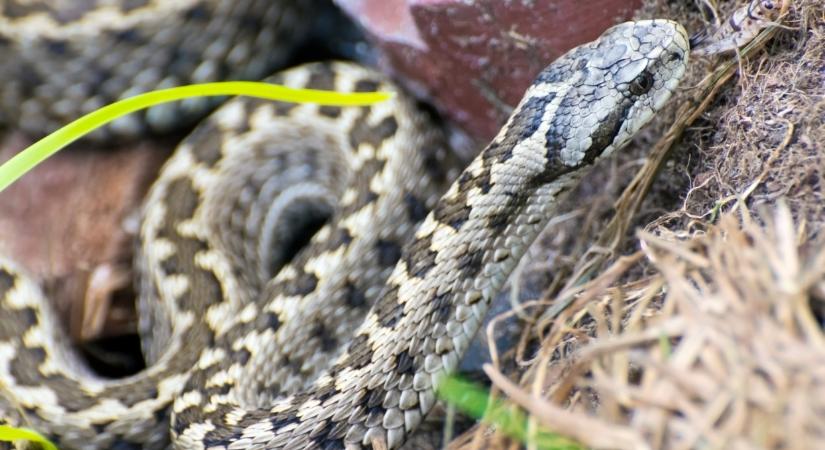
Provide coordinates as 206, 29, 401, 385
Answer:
0, 12, 688, 450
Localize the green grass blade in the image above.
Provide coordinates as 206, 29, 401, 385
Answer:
0, 82, 392, 193
0, 425, 58, 450
437, 375, 583, 450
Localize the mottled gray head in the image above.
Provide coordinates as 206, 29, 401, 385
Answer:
508, 19, 689, 172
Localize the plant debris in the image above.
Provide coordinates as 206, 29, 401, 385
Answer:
450, 0, 824, 448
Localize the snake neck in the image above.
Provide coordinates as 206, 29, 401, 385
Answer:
171, 118, 595, 449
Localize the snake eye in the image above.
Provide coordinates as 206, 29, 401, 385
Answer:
629, 71, 654, 96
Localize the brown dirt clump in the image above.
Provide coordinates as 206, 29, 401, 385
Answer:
654, 0, 824, 239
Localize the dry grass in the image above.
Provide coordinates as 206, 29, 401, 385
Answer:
448, 0, 825, 448
461, 203, 825, 450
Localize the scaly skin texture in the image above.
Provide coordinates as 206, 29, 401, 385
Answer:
0, 19, 688, 450
0, 0, 314, 138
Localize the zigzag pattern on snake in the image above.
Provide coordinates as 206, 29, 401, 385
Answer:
0, 12, 689, 450
0, 0, 312, 139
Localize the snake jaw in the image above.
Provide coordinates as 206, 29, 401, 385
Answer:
594, 19, 689, 158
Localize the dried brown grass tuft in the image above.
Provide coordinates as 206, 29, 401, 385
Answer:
448, 0, 824, 448
459, 203, 825, 450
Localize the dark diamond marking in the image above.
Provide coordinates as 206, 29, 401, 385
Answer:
431, 293, 452, 324
404, 193, 428, 222
319, 105, 342, 118
236, 348, 251, 365
354, 79, 381, 92
285, 271, 318, 297
343, 281, 367, 308
312, 324, 338, 352
402, 234, 437, 278
376, 239, 402, 267
457, 248, 484, 279
395, 350, 415, 375
256, 312, 282, 331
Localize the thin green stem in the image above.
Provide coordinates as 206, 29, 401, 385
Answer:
0, 82, 391, 192
0, 425, 58, 450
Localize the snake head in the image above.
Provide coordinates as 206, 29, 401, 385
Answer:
504, 19, 689, 173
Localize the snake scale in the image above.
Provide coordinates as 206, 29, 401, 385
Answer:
0, 3, 689, 448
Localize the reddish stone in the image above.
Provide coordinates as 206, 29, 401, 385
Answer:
335, 0, 643, 141
0, 133, 170, 340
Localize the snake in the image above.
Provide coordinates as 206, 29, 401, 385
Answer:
0, 0, 313, 139
0, 7, 689, 449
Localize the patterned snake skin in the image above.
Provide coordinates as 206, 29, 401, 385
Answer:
0, 12, 689, 450
0, 0, 313, 138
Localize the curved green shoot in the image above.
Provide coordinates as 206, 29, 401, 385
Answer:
0, 82, 392, 193
437, 375, 583, 450
0, 425, 58, 450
